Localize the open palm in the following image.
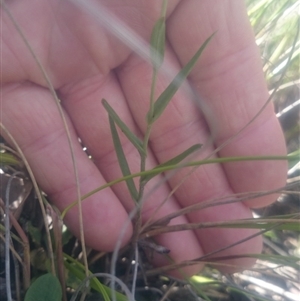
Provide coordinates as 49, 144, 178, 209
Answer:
1, 0, 286, 277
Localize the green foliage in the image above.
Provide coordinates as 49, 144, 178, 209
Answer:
102, 99, 145, 156
64, 254, 128, 301
24, 273, 62, 301
288, 149, 300, 169
150, 14, 166, 70
147, 33, 215, 125
141, 144, 202, 183
108, 115, 138, 201
247, 0, 299, 84
0, 152, 19, 166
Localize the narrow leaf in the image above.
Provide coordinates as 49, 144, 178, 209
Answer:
24, 273, 62, 301
288, 148, 300, 169
216, 220, 300, 231
150, 16, 166, 69
109, 116, 138, 201
148, 33, 215, 124
158, 144, 202, 167
246, 253, 300, 269
64, 255, 128, 301
141, 143, 202, 182
102, 99, 145, 155
0, 152, 19, 165
150, 0, 167, 69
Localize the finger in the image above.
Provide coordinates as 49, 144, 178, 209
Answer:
166, 0, 287, 207
59, 73, 204, 277
1, 82, 132, 251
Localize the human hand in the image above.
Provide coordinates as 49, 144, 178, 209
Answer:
1, 0, 287, 277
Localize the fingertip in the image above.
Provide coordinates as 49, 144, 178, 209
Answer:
222, 116, 287, 209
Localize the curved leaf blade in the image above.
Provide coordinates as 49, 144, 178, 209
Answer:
109, 116, 138, 201
148, 33, 215, 124
102, 99, 145, 155
0, 152, 20, 166
150, 16, 166, 70
64, 254, 128, 301
141, 143, 202, 182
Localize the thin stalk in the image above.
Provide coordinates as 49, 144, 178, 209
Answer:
5, 171, 23, 301
148, 70, 158, 125
0, 123, 56, 275
131, 244, 139, 297
61, 154, 295, 217
141, 218, 300, 238
132, 0, 168, 249
1, 2, 89, 278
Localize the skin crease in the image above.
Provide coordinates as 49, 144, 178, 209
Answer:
1, 0, 287, 277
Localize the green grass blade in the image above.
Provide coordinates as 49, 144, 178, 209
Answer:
102, 99, 145, 155
214, 218, 300, 232
148, 33, 215, 124
227, 285, 276, 301
109, 116, 138, 201
0, 152, 20, 165
64, 261, 110, 301
141, 143, 202, 182
159, 144, 202, 167
64, 254, 129, 301
150, 16, 166, 70
150, 0, 167, 70
247, 253, 300, 269
62, 154, 294, 216
144, 217, 300, 238
288, 148, 300, 169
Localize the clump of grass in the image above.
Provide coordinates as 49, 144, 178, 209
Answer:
0, 0, 299, 301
